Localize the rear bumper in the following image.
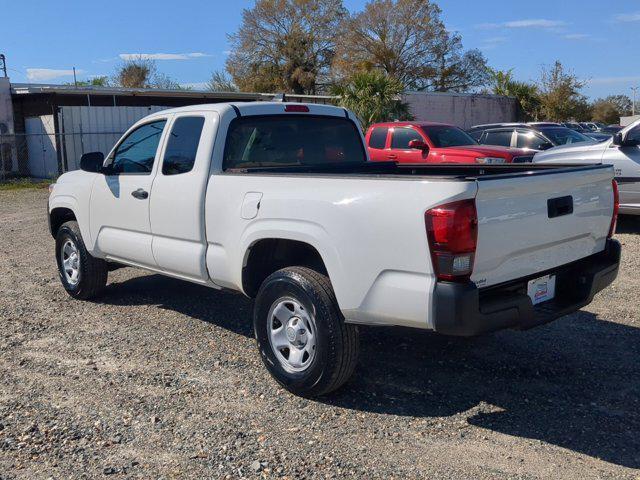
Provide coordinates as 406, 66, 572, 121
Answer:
432, 239, 621, 336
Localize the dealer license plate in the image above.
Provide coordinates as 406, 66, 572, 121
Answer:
527, 274, 556, 305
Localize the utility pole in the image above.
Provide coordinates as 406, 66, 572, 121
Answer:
73, 67, 78, 87
632, 86, 638, 117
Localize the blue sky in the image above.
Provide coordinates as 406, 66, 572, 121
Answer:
2, 0, 639, 99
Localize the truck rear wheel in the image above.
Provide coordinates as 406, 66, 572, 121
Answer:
55, 221, 108, 300
253, 267, 359, 397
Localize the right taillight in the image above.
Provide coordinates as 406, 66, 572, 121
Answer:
608, 179, 619, 238
425, 199, 478, 283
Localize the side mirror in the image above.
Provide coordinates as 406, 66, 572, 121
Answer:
408, 139, 429, 151
80, 152, 105, 173
540, 142, 554, 150
613, 132, 640, 147
612, 132, 623, 146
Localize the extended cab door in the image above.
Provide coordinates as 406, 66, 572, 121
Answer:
89, 119, 168, 267
366, 126, 390, 161
149, 113, 216, 282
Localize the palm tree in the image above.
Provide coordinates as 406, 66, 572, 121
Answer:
488, 68, 541, 121
331, 70, 412, 129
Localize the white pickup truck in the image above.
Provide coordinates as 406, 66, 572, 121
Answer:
48, 102, 620, 397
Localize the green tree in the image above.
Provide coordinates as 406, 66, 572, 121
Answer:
537, 61, 587, 121
207, 70, 238, 92
331, 70, 412, 129
426, 32, 489, 92
113, 58, 182, 89
334, 0, 488, 91
65, 76, 111, 87
115, 58, 156, 88
488, 69, 541, 120
152, 72, 183, 90
591, 95, 632, 124
226, 0, 347, 94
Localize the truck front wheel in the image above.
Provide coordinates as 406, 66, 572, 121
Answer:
55, 221, 108, 300
253, 267, 359, 397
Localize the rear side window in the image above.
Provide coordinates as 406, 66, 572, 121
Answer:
483, 130, 513, 147
369, 127, 388, 149
223, 115, 366, 170
162, 116, 205, 175
516, 130, 549, 150
391, 128, 423, 149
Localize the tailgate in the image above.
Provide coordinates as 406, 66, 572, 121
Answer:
471, 165, 615, 288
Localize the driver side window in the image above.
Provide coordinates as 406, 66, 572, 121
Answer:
110, 120, 167, 174
627, 125, 640, 143
391, 128, 423, 149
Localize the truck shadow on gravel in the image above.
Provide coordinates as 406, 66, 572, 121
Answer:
329, 316, 640, 469
99, 274, 639, 469
616, 215, 640, 234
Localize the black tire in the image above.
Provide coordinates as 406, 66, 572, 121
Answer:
253, 267, 359, 397
55, 220, 108, 300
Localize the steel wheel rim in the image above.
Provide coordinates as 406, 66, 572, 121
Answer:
267, 297, 317, 373
60, 239, 80, 286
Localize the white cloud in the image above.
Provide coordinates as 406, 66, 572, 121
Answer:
26, 68, 83, 81
479, 36, 508, 50
478, 19, 567, 29
589, 75, 640, 85
505, 19, 566, 28
118, 52, 211, 61
613, 12, 640, 22
564, 33, 590, 40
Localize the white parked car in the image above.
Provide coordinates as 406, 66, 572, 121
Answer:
48, 102, 620, 396
534, 119, 640, 215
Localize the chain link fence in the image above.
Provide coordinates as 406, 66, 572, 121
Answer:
0, 132, 125, 181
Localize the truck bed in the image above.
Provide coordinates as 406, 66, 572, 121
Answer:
229, 161, 610, 180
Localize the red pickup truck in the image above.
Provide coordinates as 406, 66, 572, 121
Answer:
366, 121, 533, 164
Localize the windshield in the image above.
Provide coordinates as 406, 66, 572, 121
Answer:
223, 115, 366, 169
421, 125, 477, 148
537, 127, 592, 146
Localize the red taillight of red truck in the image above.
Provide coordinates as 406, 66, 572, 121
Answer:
608, 179, 619, 239
425, 199, 478, 282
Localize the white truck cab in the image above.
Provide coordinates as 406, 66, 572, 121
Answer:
48, 102, 620, 396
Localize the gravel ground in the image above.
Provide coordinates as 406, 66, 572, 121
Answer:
0, 188, 639, 479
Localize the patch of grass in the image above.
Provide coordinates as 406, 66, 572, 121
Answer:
0, 178, 52, 191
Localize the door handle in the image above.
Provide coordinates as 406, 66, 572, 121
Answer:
388, 154, 398, 159
131, 188, 149, 200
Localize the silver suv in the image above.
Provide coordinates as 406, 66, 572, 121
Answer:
534, 119, 640, 215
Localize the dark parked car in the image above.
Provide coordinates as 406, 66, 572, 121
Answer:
580, 122, 606, 132
561, 121, 588, 133
468, 123, 594, 152
600, 124, 623, 134
583, 131, 613, 142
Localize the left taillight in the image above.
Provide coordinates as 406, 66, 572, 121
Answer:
608, 179, 619, 238
425, 199, 478, 283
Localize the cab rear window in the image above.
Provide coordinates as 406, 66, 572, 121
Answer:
223, 115, 366, 170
